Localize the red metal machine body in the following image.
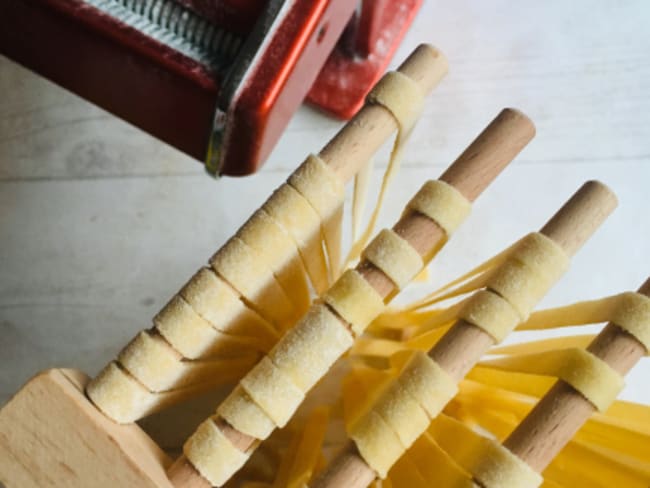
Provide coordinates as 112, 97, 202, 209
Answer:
0, 0, 422, 176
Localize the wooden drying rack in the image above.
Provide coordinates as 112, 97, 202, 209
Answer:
0, 43, 452, 488
0, 43, 641, 488
167, 53, 536, 488
312, 181, 632, 488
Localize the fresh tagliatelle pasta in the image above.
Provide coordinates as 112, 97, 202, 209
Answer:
479, 348, 624, 411
107, 183, 647, 487
344, 70, 427, 266
184, 418, 250, 487
323, 269, 386, 337
252, 248, 647, 487
183, 206, 472, 483
83, 57, 650, 488
406, 179, 472, 235
362, 229, 423, 289
86, 157, 347, 424
288, 154, 346, 280
87, 59, 441, 430
180, 67, 476, 484
262, 183, 332, 295
340, 278, 648, 487
344, 230, 570, 479
350, 352, 458, 477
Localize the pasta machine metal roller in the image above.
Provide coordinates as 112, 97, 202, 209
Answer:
0, 0, 422, 175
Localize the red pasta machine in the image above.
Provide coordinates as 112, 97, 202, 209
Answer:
0, 0, 422, 175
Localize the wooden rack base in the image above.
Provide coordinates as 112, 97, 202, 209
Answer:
0, 369, 172, 488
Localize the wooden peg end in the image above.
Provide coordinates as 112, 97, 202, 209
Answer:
440, 108, 536, 201
541, 180, 617, 257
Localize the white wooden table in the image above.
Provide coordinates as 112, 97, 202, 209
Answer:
1, 0, 649, 409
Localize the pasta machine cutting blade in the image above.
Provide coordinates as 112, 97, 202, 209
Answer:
0, 0, 422, 175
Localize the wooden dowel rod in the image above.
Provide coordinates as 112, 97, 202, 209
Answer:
319, 44, 448, 183
167, 456, 211, 488
431, 181, 617, 380
375, 108, 536, 299
439, 108, 535, 201
166, 44, 449, 488
168, 109, 535, 487
166, 45, 448, 488
540, 180, 618, 258
313, 181, 617, 488
503, 277, 650, 472
100, 45, 447, 440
